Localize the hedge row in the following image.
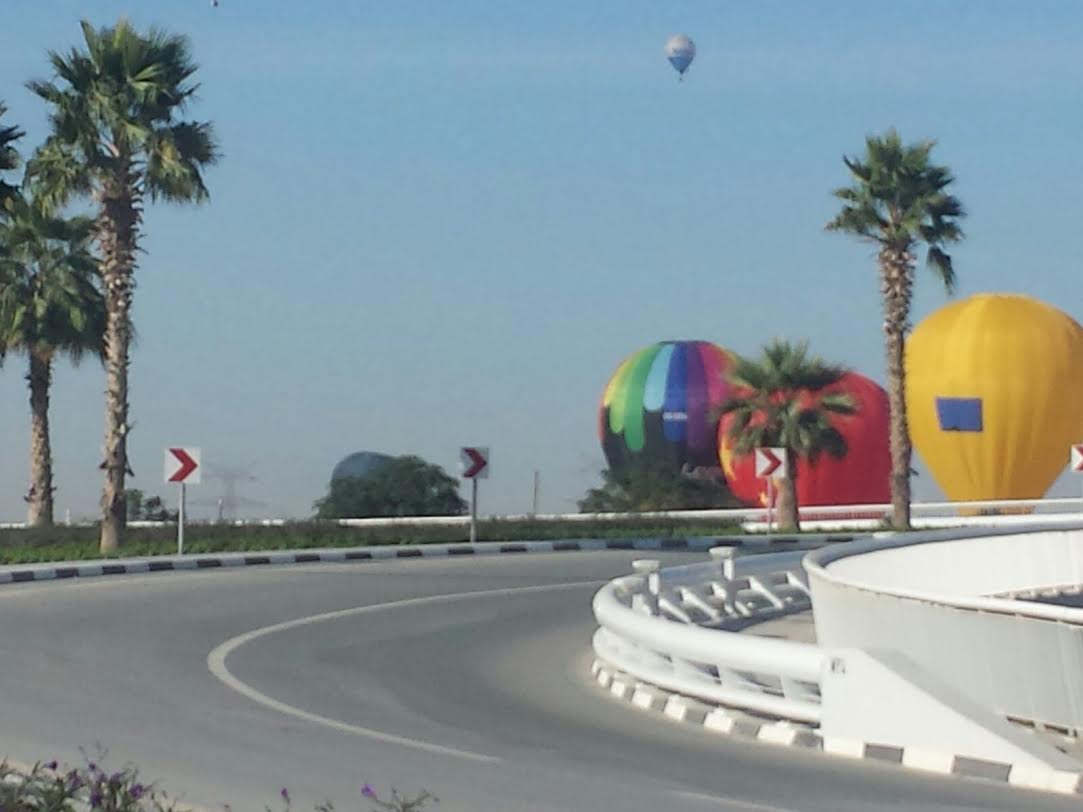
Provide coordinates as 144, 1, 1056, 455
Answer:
0, 519, 745, 563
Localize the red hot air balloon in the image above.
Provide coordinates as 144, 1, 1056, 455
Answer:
719, 372, 891, 507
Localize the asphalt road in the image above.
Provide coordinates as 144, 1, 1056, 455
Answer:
0, 551, 1075, 812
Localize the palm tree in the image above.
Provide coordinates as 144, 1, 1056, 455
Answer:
0, 194, 105, 526
0, 101, 24, 211
718, 340, 854, 531
826, 129, 964, 529
26, 19, 218, 551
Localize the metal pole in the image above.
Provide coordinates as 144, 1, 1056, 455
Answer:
470, 477, 478, 544
766, 478, 774, 534
178, 482, 186, 556
532, 470, 540, 516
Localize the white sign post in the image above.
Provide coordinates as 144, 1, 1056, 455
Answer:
755, 447, 787, 533
1071, 444, 1083, 508
460, 446, 490, 544
164, 447, 201, 555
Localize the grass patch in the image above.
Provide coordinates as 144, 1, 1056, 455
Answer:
0, 519, 746, 564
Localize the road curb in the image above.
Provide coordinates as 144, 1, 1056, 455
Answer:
591, 660, 1083, 796
591, 659, 821, 752
0, 535, 855, 585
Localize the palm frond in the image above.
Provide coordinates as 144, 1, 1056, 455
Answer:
828, 128, 965, 284
721, 339, 851, 464
146, 121, 218, 202
25, 17, 217, 210
24, 136, 91, 214
0, 102, 24, 211
926, 246, 956, 294
0, 189, 104, 362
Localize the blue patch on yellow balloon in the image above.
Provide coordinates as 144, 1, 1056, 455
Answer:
936, 397, 983, 432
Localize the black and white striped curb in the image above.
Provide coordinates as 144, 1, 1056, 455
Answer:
591, 659, 821, 750
0, 534, 857, 585
591, 660, 1083, 796
820, 736, 1083, 794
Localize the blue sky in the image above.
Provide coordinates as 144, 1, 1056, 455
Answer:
2, 1, 1083, 521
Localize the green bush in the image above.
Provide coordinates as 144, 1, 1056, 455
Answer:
0, 519, 745, 564
0, 758, 433, 812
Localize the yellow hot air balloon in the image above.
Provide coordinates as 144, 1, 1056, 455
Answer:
906, 293, 1083, 502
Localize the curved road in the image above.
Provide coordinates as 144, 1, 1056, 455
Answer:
0, 551, 1073, 812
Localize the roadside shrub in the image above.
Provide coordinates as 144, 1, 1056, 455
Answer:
0, 759, 434, 812
0, 519, 745, 564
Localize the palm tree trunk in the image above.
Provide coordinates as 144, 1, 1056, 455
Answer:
881, 248, 915, 530
774, 449, 800, 531
26, 352, 54, 528
97, 173, 139, 553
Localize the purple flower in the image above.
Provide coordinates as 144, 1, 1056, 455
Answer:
90, 788, 104, 807
361, 784, 377, 799
44, 761, 57, 771
280, 788, 290, 804
130, 783, 145, 800
68, 772, 84, 791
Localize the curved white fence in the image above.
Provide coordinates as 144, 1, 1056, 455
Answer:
806, 524, 1083, 735
591, 524, 1083, 773
5, 496, 1081, 530
591, 550, 825, 722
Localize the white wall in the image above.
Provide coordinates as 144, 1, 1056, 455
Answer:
806, 525, 1083, 732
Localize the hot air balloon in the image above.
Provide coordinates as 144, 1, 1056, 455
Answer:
600, 340, 734, 476
331, 451, 393, 482
906, 293, 1083, 502
719, 372, 891, 507
664, 34, 696, 79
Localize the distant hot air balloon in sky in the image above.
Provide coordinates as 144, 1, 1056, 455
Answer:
906, 293, 1083, 502
600, 340, 733, 476
719, 372, 891, 507
664, 34, 696, 79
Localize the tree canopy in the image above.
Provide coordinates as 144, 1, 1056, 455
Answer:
718, 339, 854, 530
314, 455, 467, 519
578, 458, 740, 513
126, 489, 177, 522
718, 340, 853, 462
0, 196, 104, 365
0, 102, 21, 211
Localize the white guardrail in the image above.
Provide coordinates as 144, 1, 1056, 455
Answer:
592, 526, 1083, 730
592, 524, 1083, 771
591, 548, 827, 722
4, 497, 1082, 530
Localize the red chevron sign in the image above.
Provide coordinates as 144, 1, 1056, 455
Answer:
460, 447, 489, 479
754, 447, 787, 479
165, 447, 202, 484
1072, 444, 1083, 473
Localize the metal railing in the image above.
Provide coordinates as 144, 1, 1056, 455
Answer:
591, 549, 827, 722
4, 496, 1081, 530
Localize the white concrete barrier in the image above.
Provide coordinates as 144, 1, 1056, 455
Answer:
806, 524, 1083, 735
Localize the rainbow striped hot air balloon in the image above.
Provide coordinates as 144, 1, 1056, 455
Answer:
599, 340, 734, 476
